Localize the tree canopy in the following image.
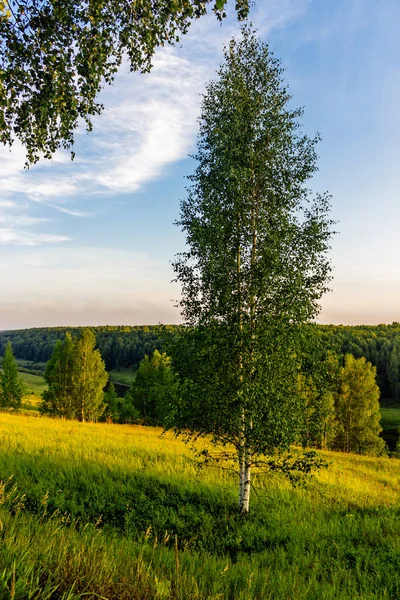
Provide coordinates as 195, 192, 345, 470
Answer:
170, 27, 334, 514
0, 0, 250, 164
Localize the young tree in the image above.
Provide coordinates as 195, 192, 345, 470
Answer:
170, 27, 334, 514
41, 333, 75, 418
0, 342, 24, 410
127, 350, 178, 425
333, 354, 384, 455
72, 329, 108, 422
0, 0, 250, 164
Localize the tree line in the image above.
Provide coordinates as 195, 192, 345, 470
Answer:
0, 325, 167, 370
3, 323, 400, 401
2, 331, 383, 459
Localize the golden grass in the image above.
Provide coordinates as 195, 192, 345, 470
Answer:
0, 412, 399, 510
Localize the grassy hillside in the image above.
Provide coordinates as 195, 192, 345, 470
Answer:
0, 369, 47, 413
0, 413, 399, 599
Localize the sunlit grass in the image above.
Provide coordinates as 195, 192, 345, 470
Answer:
0, 412, 399, 599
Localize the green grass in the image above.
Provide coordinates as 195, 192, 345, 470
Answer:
18, 370, 47, 396
0, 370, 47, 412
0, 413, 399, 599
380, 406, 400, 431
109, 367, 137, 386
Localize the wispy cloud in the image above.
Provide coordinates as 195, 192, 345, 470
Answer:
0, 229, 70, 246
0, 0, 307, 243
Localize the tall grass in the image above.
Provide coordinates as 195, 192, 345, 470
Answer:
0, 413, 399, 599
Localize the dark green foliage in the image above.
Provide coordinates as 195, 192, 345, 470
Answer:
317, 323, 400, 400
41, 334, 75, 418
0, 325, 169, 371
72, 329, 108, 422
333, 354, 384, 455
117, 394, 141, 425
127, 350, 178, 425
102, 381, 119, 423
0, 342, 23, 410
0, 0, 249, 164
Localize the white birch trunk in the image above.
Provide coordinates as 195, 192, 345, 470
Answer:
240, 453, 251, 515
238, 413, 245, 508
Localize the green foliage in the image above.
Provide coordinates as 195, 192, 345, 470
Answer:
72, 329, 108, 422
0, 324, 168, 371
333, 354, 384, 455
386, 337, 400, 400
127, 350, 178, 425
0, 342, 23, 410
171, 27, 334, 512
41, 334, 75, 418
5, 323, 400, 403
0, 0, 249, 164
41, 329, 108, 422
297, 359, 338, 450
102, 381, 119, 423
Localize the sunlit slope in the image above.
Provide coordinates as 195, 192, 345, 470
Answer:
0, 413, 399, 600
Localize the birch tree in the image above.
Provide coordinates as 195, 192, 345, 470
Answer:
41, 329, 107, 421
171, 27, 334, 514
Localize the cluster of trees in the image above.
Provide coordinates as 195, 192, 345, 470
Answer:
317, 324, 400, 400
0, 332, 386, 460
299, 353, 384, 455
0, 342, 24, 410
102, 350, 177, 425
41, 329, 108, 422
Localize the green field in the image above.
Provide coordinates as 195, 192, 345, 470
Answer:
0, 369, 47, 412
109, 367, 137, 386
380, 406, 400, 430
0, 412, 399, 599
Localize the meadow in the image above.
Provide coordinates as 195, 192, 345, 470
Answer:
109, 367, 138, 387
0, 412, 399, 599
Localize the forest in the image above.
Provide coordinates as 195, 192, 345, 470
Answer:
2, 322, 400, 399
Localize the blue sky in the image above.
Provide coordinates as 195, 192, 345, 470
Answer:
1, 0, 399, 329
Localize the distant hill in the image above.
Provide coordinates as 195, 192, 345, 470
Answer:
2, 322, 400, 400
0, 325, 179, 372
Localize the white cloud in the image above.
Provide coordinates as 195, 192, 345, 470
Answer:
0, 0, 307, 241
0, 229, 69, 246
